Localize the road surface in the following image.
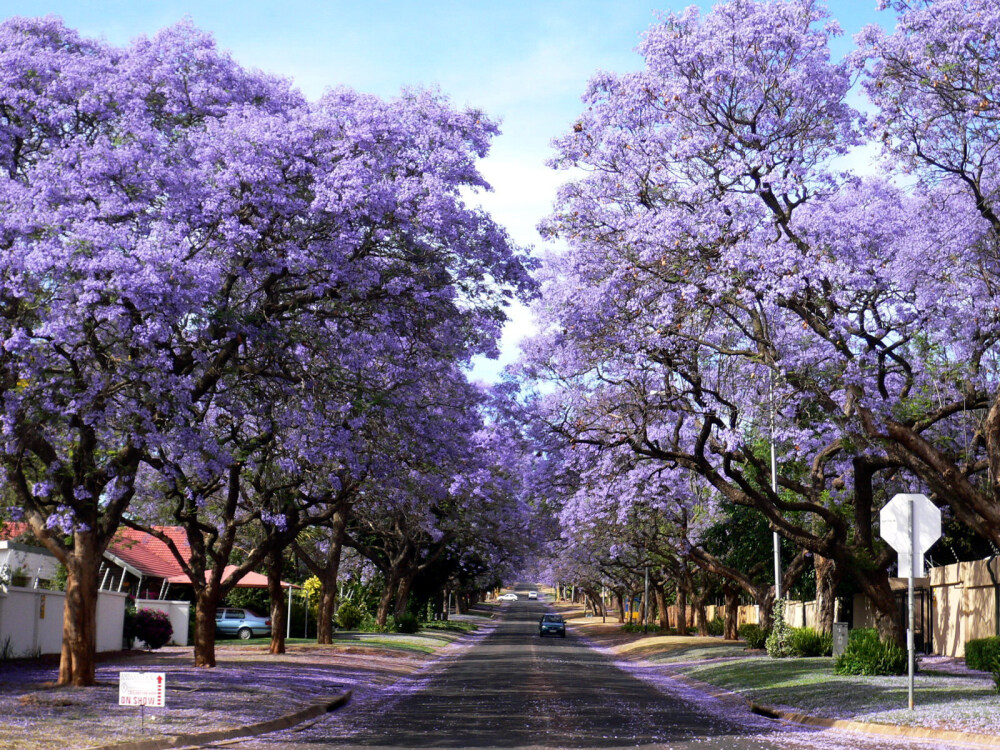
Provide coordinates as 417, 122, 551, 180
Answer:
236, 591, 952, 750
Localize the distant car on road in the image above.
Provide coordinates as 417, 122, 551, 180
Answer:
215, 607, 272, 640
528, 591, 538, 600
497, 593, 518, 602
539, 613, 566, 637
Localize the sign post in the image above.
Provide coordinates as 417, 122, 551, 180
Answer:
119, 671, 165, 732
879, 493, 941, 710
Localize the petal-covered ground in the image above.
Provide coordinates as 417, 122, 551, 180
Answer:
564, 610, 1000, 739
0, 621, 487, 750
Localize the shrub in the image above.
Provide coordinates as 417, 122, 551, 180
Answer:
992, 656, 1000, 695
395, 612, 420, 634
834, 628, 906, 675
789, 627, 833, 657
707, 616, 725, 637
335, 601, 364, 630
738, 623, 770, 650
134, 609, 173, 650
766, 600, 794, 658
965, 636, 1000, 672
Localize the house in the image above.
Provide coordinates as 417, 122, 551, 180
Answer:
1, 522, 281, 600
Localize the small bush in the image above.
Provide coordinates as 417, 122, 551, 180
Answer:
789, 627, 832, 657
395, 612, 420, 634
834, 628, 906, 675
992, 656, 1000, 695
707, 616, 725, 637
738, 623, 770, 650
335, 601, 364, 630
766, 601, 794, 658
134, 609, 173, 650
965, 636, 1000, 672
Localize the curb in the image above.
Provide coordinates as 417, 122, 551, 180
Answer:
87, 690, 352, 750
748, 702, 1000, 748
665, 669, 1000, 748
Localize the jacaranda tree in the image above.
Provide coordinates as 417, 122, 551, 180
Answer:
0, 17, 532, 684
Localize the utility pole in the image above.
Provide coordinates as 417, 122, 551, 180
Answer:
770, 370, 782, 600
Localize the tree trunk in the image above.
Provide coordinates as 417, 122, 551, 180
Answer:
723, 585, 739, 640
376, 568, 401, 629
266, 548, 286, 655
394, 571, 417, 619
676, 579, 689, 636
58, 531, 103, 686
814, 554, 839, 634
316, 513, 346, 644
615, 590, 625, 623
192, 586, 223, 667
694, 591, 709, 636
654, 582, 669, 629
856, 570, 903, 644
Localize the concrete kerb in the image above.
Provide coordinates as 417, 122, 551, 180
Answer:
87, 690, 352, 750
666, 669, 1000, 749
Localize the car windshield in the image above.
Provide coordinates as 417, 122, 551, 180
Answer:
542, 615, 563, 623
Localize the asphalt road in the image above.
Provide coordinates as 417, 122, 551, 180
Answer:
237, 591, 950, 750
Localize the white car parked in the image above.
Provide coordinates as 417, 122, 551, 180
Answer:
528, 591, 538, 600
497, 593, 518, 602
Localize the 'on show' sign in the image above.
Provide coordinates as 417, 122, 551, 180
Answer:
118, 672, 165, 707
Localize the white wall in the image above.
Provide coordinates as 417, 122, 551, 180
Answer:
0, 542, 60, 586
135, 599, 190, 647
0, 587, 127, 657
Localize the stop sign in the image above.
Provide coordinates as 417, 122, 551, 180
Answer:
879, 493, 941, 577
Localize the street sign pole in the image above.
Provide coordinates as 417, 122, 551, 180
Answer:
908, 495, 915, 711
879, 492, 941, 711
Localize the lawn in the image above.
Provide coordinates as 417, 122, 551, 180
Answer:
677, 656, 1000, 734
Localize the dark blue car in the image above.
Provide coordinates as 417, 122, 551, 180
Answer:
539, 613, 566, 638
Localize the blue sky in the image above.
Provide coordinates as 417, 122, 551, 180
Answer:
1, 0, 892, 380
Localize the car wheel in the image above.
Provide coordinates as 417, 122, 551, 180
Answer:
238, 627, 253, 640
560, 632, 566, 638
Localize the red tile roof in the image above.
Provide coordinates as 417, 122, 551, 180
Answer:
109, 526, 190, 579
3, 523, 290, 588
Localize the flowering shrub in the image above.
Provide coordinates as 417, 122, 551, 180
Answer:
335, 601, 364, 630
134, 609, 173, 650
834, 628, 906, 676
765, 601, 794, 658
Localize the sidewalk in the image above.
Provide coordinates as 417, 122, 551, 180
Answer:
562, 610, 1000, 747
0, 614, 494, 750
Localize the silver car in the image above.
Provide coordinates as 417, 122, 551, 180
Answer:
215, 607, 272, 640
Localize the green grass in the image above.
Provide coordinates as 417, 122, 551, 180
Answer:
641, 643, 749, 664
422, 620, 477, 633
677, 656, 998, 726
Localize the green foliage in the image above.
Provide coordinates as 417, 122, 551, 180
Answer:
834, 628, 906, 676
992, 656, 1000, 695
335, 601, 364, 630
738, 623, 770, 650
395, 612, 420, 634
766, 600, 795, 658
788, 627, 832, 657
134, 609, 173, 650
52, 564, 68, 592
965, 636, 1000, 672
225, 587, 269, 614
707, 616, 725, 637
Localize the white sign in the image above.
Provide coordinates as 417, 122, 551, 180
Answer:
118, 671, 165, 707
879, 493, 942, 578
